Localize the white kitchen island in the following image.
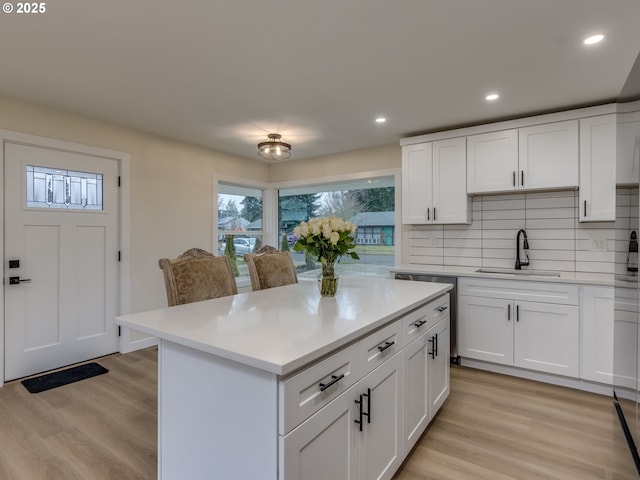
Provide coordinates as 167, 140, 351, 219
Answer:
116, 276, 452, 480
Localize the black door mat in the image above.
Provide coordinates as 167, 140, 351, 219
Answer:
21, 362, 108, 393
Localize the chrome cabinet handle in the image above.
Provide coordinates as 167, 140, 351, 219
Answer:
319, 373, 344, 392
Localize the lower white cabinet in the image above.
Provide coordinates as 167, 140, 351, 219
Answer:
580, 285, 614, 384
280, 294, 450, 480
458, 278, 579, 377
281, 383, 360, 480
402, 296, 450, 454
427, 316, 450, 414
281, 353, 403, 480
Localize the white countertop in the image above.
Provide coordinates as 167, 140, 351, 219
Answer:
116, 276, 451, 376
390, 264, 614, 286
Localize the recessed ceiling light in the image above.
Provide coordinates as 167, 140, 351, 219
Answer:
375, 117, 386, 124
584, 34, 604, 45
485, 93, 499, 101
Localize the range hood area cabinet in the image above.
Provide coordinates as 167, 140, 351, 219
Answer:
401, 137, 471, 225
466, 120, 579, 195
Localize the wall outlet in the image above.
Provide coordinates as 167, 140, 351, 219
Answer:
591, 239, 607, 252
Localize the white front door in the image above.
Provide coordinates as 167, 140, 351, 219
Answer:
4, 142, 119, 381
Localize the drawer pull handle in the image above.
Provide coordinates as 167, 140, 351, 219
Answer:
363, 387, 371, 424
429, 336, 436, 359
435, 305, 448, 312
413, 319, 427, 328
377, 341, 395, 353
319, 373, 344, 392
354, 394, 363, 431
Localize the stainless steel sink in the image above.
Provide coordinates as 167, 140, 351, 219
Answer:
475, 268, 561, 278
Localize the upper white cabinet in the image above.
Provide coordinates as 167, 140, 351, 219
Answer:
579, 114, 616, 222
402, 143, 432, 224
465, 120, 579, 194
617, 110, 640, 185
401, 138, 470, 225
467, 129, 518, 194
518, 120, 579, 190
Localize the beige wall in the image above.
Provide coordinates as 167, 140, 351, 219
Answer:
0, 96, 269, 312
268, 143, 401, 182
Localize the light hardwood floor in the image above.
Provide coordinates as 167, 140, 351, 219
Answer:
0, 348, 636, 479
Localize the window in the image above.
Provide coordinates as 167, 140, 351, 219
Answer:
217, 182, 264, 278
278, 176, 396, 278
26, 165, 103, 210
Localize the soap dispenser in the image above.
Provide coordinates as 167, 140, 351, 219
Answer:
628, 231, 638, 274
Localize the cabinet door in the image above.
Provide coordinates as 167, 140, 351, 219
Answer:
458, 295, 513, 365
402, 143, 432, 224
432, 137, 469, 224
579, 115, 616, 222
281, 385, 359, 480
466, 129, 518, 194
513, 301, 579, 377
580, 286, 613, 384
616, 110, 640, 185
427, 316, 450, 418
359, 353, 404, 480
518, 120, 579, 190
403, 334, 428, 453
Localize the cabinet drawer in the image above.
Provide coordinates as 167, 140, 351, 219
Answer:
459, 277, 578, 305
279, 344, 359, 435
359, 319, 403, 377
428, 294, 450, 328
403, 305, 429, 346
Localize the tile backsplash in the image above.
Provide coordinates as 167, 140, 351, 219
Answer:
407, 189, 637, 281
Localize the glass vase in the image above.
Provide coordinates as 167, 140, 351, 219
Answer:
318, 262, 339, 297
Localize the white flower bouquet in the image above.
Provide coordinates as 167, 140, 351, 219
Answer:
292, 216, 360, 266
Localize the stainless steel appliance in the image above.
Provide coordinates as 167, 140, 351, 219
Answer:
394, 273, 459, 364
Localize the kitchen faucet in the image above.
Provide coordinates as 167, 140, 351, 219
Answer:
515, 229, 530, 270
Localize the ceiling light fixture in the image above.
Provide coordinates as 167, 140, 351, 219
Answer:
486, 93, 499, 101
257, 133, 291, 161
584, 34, 604, 45
375, 117, 387, 124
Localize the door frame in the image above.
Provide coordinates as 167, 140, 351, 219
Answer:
0, 130, 134, 386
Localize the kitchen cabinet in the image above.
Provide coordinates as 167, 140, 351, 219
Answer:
466, 129, 518, 194
458, 278, 579, 377
579, 114, 616, 221
401, 138, 470, 224
465, 120, 579, 194
402, 295, 450, 453
282, 352, 404, 480
580, 285, 614, 385
518, 120, 579, 190
427, 315, 449, 415
617, 110, 640, 185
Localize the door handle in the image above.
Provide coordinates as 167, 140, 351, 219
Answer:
9, 277, 32, 285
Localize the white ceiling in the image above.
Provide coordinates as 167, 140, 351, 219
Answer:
1, 0, 639, 162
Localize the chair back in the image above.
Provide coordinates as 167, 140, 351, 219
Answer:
244, 245, 298, 291
159, 248, 237, 306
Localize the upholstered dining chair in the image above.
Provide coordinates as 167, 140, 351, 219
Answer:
244, 245, 298, 291
159, 248, 238, 306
